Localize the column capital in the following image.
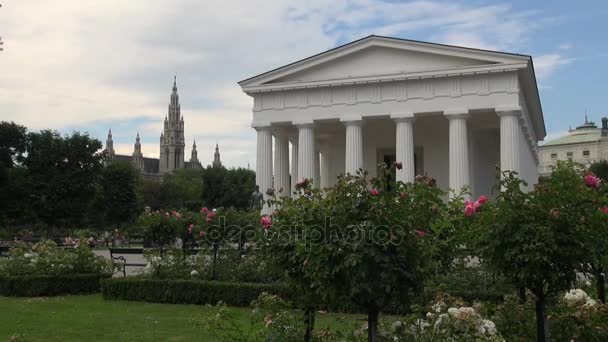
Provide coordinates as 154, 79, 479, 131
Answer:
391, 112, 415, 122
495, 105, 521, 113
496, 109, 521, 118
293, 120, 315, 128
444, 108, 470, 120
252, 121, 272, 130
340, 115, 363, 124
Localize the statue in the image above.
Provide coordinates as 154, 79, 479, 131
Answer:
250, 185, 264, 210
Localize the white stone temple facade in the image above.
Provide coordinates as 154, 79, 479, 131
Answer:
239, 35, 545, 209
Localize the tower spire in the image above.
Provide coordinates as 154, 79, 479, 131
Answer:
213, 142, 222, 168
104, 128, 115, 163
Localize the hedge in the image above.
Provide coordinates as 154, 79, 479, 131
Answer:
101, 278, 291, 307
0, 273, 112, 297
101, 278, 413, 314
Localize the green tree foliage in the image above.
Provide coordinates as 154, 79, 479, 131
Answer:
264, 168, 451, 342
589, 160, 608, 182
0, 121, 27, 168
161, 168, 204, 210
95, 161, 139, 229
22, 130, 103, 232
201, 166, 255, 209
471, 164, 589, 342
0, 122, 32, 229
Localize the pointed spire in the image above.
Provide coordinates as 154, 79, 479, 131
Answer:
108, 129, 112, 138
173, 75, 177, 92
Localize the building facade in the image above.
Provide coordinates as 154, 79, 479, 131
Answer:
103, 78, 221, 177
538, 116, 608, 176
239, 35, 545, 212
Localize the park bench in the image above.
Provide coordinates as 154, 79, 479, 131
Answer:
109, 247, 147, 277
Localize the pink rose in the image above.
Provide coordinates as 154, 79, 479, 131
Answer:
601, 207, 608, 214
261, 215, 272, 229
585, 174, 601, 188
199, 230, 206, 237
188, 224, 194, 233
201, 207, 209, 214
477, 195, 488, 205
415, 229, 426, 237
464, 201, 477, 216
370, 189, 380, 196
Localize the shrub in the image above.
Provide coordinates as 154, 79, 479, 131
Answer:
423, 266, 513, 304
0, 240, 111, 276
0, 273, 111, 296
101, 278, 291, 307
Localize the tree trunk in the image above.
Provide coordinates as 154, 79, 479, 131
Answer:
303, 307, 315, 342
367, 306, 379, 342
212, 244, 218, 280
518, 286, 526, 303
535, 298, 549, 342
596, 271, 606, 303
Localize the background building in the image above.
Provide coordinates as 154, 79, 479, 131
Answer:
103, 78, 220, 177
538, 116, 608, 176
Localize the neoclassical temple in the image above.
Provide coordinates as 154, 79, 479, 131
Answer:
239, 35, 545, 205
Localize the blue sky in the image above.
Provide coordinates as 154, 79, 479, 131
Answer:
0, 0, 606, 167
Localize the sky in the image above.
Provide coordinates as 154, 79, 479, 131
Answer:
0, 0, 607, 168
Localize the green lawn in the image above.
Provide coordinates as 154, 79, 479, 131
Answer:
0, 295, 365, 341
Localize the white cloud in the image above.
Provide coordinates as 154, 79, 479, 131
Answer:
533, 54, 574, 80
539, 130, 569, 145
0, 0, 554, 168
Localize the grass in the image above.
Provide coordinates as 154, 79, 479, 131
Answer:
0, 295, 365, 341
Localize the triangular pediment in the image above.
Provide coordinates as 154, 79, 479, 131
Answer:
239, 35, 530, 88
268, 46, 495, 84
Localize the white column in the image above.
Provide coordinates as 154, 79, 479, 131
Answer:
297, 123, 315, 181
255, 126, 273, 211
445, 110, 470, 198
392, 113, 415, 183
290, 138, 298, 191
314, 147, 321, 189
498, 109, 522, 175
320, 146, 331, 189
341, 118, 363, 175
274, 130, 290, 197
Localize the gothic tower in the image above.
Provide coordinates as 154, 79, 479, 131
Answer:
189, 140, 201, 168
132, 132, 144, 173
160, 76, 185, 174
104, 129, 115, 164
213, 143, 222, 168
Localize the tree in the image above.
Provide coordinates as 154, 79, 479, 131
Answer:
266, 167, 441, 342
22, 130, 103, 232
263, 180, 327, 342
472, 165, 588, 342
0, 121, 31, 228
201, 166, 255, 209
161, 168, 204, 210
97, 161, 139, 229
589, 160, 608, 182
0, 121, 27, 168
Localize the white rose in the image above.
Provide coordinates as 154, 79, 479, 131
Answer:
480, 319, 496, 336
190, 270, 199, 276
391, 320, 403, 331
